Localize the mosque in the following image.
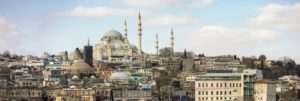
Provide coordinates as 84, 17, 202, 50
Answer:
93, 13, 175, 64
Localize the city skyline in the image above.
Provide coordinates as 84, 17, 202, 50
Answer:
1, 0, 300, 63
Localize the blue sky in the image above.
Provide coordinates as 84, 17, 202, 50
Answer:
1, 0, 300, 62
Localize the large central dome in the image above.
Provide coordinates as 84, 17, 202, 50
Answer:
104, 30, 123, 37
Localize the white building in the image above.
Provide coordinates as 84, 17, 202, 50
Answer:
194, 69, 263, 101
254, 80, 276, 101
278, 75, 300, 84
206, 55, 245, 71
195, 73, 244, 101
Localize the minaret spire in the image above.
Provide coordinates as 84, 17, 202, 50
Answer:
124, 19, 128, 39
170, 28, 174, 54
138, 12, 143, 56
155, 33, 159, 56
87, 38, 90, 46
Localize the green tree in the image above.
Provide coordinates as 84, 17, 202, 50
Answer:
258, 55, 267, 68
2, 50, 11, 58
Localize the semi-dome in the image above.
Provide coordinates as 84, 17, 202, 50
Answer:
68, 59, 93, 74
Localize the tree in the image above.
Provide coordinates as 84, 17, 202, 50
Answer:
258, 55, 267, 68
2, 50, 11, 58
241, 57, 255, 68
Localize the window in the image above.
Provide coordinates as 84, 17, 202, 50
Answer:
216, 91, 219, 95
198, 91, 200, 95
225, 83, 227, 87
229, 91, 232, 95
211, 91, 213, 95
225, 91, 227, 95
198, 83, 201, 87
220, 91, 223, 95
216, 83, 219, 87
206, 83, 208, 87
206, 91, 208, 95
211, 83, 213, 87
220, 83, 223, 87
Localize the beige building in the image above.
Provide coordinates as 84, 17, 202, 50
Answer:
56, 88, 95, 101
254, 80, 276, 101
0, 88, 43, 101
195, 73, 244, 101
113, 89, 152, 101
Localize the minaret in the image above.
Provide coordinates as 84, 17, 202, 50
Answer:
170, 28, 174, 54
124, 19, 128, 39
138, 12, 142, 55
155, 33, 159, 56
87, 38, 90, 46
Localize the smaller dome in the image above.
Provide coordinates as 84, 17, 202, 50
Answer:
90, 75, 96, 79
72, 75, 79, 80
70, 85, 77, 89
68, 59, 93, 74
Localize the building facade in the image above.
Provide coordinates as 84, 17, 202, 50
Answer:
254, 80, 276, 101
195, 73, 244, 101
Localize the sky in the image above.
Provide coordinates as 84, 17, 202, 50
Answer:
0, 0, 300, 63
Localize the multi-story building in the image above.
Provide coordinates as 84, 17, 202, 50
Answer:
243, 69, 263, 101
43, 68, 65, 86
113, 89, 152, 101
194, 69, 263, 101
0, 88, 43, 101
18, 77, 39, 87
83, 40, 93, 67
254, 80, 276, 101
194, 54, 206, 73
57, 88, 95, 101
195, 73, 244, 101
159, 58, 182, 70
206, 55, 245, 72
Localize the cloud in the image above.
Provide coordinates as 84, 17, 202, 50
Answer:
120, 0, 215, 8
0, 16, 24, 53
248, 3, 300, 33
56, 6, 140, 17
144, 15, 200, 27
177, 26, 280, 55
0, 16, 19, 37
